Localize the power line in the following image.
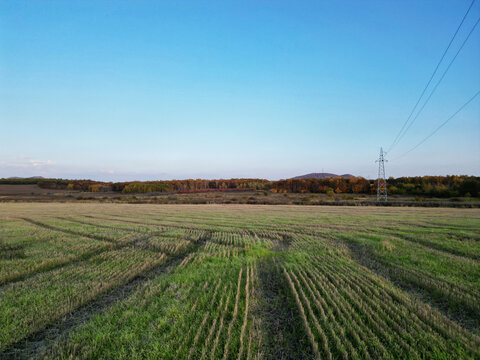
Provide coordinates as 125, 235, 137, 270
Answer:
392, 89, 480, 161
387, 0, 477, 153
391, 14, 480, 151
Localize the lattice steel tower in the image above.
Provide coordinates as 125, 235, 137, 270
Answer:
376, 147, 388, 201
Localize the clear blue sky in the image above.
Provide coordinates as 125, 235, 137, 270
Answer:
1, 0, 479, 181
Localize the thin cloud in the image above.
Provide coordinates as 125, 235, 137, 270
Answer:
28, 159, 53, 168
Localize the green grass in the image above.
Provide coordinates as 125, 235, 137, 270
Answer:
0, 203, 479, 359
0, 247, 166, 349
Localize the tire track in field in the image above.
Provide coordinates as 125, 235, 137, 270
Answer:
251, 237, 316, 360
55, 216, 162, 251
345, 225, 480, 263
341, 239, 480, 333
84, 214, 212, 232
84, 213, 271, 233
0, 233, 210, 360
0, 218, 168, 287
396, 221, 480, 233
85, 214, 249, 233
381, 229, 480, 262
83, 214, 297, 247
56, 216, 157, 233
254, 258, 316, 360
20, 218, 117, 243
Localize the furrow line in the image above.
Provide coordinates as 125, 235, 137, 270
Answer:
0, 236, 209, 360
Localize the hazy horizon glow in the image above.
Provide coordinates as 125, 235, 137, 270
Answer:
1, 0, 479, 181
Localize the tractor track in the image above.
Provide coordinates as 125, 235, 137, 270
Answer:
0, 234, 209, 360
0, 218, 168, 287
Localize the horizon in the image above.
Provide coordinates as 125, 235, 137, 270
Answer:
2, 172, 479, 183
1, 1, 479, 181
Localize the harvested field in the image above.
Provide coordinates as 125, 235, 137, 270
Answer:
0, 203, 479, 359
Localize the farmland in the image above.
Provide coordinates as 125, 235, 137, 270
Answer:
0, 204, 479, 359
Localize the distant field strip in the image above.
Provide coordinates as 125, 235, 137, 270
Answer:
0, 203, 479, 359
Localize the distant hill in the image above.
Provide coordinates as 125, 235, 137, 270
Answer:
7, 176, 45, 179
292, 173, 355, 179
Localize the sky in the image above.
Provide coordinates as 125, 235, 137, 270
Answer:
1, 0, 479, 181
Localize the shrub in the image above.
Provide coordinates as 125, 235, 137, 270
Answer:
326, 188, 335, 199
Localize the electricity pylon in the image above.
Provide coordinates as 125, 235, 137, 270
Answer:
375, 147, 388, 201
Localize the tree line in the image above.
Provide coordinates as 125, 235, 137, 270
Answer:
271, 176, 480, 197
1, 176, 479, 197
